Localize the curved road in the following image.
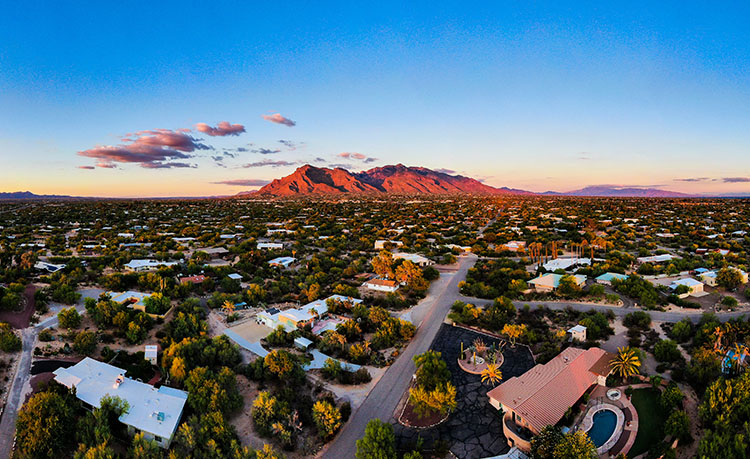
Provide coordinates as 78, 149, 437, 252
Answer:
323, 254, 478, 458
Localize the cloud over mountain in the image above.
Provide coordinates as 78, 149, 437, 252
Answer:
243, 159, 297, 168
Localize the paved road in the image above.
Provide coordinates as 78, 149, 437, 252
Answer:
458, 296, 748, 324
0, 288, 101, 459
323, 254, 478, 458
0, 328, 36, 457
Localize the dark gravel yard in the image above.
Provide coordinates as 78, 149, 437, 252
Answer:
395, 324, 535, 459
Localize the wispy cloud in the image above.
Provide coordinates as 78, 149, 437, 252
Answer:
195, 121, 246, 137
338, 152, 377, 163
243, 159, 297, 168
251, 147, 282, 155
78, 128, 206, 168
723, 177, 750, 183
435, 168, 456, 175
278, 139, 301, 151
327, 163, 354, 169
577, 151, 594, 161
141, 162, 196, 169
313, 157, 326, 163
212, 179, 270, 186
77, 165, 95, 170
674, 177, 709, 182
262, 113, 296, 127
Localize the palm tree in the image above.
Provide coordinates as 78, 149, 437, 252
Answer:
481, 363, 503, 387
222, 300, 235, 315
610, 346, 641, 380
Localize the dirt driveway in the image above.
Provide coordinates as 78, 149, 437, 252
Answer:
0, 284, 36, 329
229, 320, 272, 342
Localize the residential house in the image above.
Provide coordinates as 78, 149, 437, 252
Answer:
145, 345, 158, 365
54, 358, 187, 448
268, 256, 296, 268
568, 325, 587, 342
363, 278, 399, 293
487, 347, 614, 452
595, 272, 628, 286
393, 252, 434, 267
528, 274, 586, 293
669, 278, 704, 296
124, 259, 179, 272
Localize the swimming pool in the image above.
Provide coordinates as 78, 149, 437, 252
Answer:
586, 409, 617, 447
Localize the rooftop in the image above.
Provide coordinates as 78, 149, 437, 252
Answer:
53, 358, 187, 440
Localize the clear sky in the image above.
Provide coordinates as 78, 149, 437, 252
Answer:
1, 1, 749, 197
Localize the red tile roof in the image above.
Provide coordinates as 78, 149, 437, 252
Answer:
487, 347, 610, 433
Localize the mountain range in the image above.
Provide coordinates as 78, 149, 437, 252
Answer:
254, 164, 531, 196
251, 164, 694, 197
2, 166, 740, 198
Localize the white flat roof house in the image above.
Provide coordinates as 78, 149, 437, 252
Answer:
124, 259, 179, 272
53, 358, 187, 448
637, 254, 677, 264
257, 242, 284, 249
34, 261, 66, 273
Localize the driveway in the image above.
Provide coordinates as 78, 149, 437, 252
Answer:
0, 287, 102, 458
323, 254, 478, 458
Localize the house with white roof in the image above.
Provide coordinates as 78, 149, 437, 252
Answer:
124, 259, 179, 272
256, 295, 363, 332
145, 345, 158, 365
636, 254, 677, 264
363, 278, 399, 293
53, 358, 187, 448
257, 242, 284, 250
34, 261, 66, 273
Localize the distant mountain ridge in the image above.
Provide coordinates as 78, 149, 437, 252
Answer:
254, 164, 532, 196
0, 191, 73, 200
542, 185, 693, 198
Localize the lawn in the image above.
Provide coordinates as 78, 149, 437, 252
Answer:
629, 388, 667, 457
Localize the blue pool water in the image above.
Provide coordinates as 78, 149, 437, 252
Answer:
587, 409, 617, 447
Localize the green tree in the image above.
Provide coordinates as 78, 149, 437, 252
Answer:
413, 350, 451, 390
553, 431, 597, 459
129, 432, 163, 459
670, 319, 692, 342
16, 391, 77, 458
530, 425, 564, 459
654, 339, 681, 362
356, 419, 397, 459
664, 410, 690, 439
0, 323, 22, 352
58, 307, 82, 329
74, 331, 98, 355
716, 268, 743, 290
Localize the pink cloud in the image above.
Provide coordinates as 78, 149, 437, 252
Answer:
262, 113, 296, 127
212, 179, 270, 186
78, 128, 205, 169
195, 121, 246, 137
77, 165, 95, 170
338, 152, 377, 163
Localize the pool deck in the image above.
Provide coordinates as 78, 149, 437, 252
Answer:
579, 384, 641, 458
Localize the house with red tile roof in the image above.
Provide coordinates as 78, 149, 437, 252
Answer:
487, 347, 613, 452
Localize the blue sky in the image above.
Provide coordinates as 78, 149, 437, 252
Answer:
1, 1, 749, 196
